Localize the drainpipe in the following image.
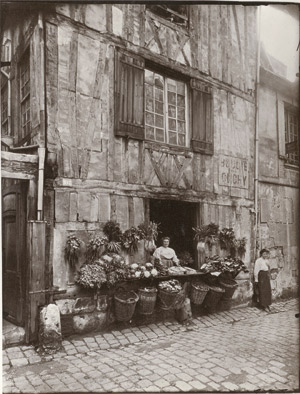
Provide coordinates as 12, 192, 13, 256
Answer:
37, 10, 46, 221
254, 7, 261, 258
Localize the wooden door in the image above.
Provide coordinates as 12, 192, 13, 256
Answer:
2, 181, 27, 326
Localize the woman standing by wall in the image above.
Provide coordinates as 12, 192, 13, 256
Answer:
254, 249, 272, 311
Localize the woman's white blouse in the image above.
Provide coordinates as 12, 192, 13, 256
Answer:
254, 257, 270, 282
153, 246, 179, 263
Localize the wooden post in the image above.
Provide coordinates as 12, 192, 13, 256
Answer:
26, 220, 47, 343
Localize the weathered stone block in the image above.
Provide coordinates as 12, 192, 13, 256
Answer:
55, 299, 76, 315
74, 297, 95, 314
39, 304, 62, 353
73, 312, 107, 334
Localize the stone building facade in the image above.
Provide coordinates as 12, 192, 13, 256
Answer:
1, 4, 298, 340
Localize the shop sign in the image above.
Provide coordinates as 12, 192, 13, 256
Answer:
219, 155, 248, 189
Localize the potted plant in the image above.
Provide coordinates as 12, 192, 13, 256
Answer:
218, 227, 236, 257
233, 237, 247, 259
86, 235, 108, 262
122, 226, 145, 255
64, 235, 82, 268
102, 221, 123, 253
138, 221, 159, 253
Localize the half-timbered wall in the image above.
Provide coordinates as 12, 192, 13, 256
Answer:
1, 9, 45, 147
43, 4, 257, 293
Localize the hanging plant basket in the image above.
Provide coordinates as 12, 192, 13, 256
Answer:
137, 287, 158, 315
114, 291, 139, 322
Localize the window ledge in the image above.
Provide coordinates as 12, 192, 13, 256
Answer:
144, 140, 192, 157
284, 163, 299, 171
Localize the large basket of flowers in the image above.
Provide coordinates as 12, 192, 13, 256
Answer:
137, 287, 158, 315
114, 291, 139, 322
190, 282, 210, 305
203, 285, 225, 313
158, 280, 185, 310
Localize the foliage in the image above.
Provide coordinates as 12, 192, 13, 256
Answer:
76, 261, 107, 289
103, 221, 123, 242
218, 227, 236, 253
122, 226, 145, 254
200, 255, 249, 277
233, 237, 247, 257
86, 236, 108, 262
106, 241, 122, 253
64, 235, 82, 268
138, 221, 160, 241
192, 222, 219, 242
177, 251, 194, 267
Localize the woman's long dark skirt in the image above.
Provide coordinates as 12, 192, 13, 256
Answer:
258, 270, 272, 308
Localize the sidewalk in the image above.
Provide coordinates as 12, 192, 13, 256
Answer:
3, 298, 298, 371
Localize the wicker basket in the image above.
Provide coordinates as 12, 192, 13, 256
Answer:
158, 288, 185, 311
190, 282, 210, 305
137, 287, 157, 315
203, 286, 225, 313
114, 291, 139, 322
219, 279, 238, 300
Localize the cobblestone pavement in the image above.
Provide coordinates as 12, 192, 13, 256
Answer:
2, 298, 299, 393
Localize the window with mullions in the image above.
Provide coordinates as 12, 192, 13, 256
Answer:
146, 5, 188, 27
1, 76, 9, 135
145, 69, 188, 147
115, 48, 213, 155
19, 50, 31, 140
285, 106, 299, 165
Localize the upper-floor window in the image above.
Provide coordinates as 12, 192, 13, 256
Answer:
19, 50, 31, 140
146, 5, 188, 27
145, 69, 188, 147
115, 48, 213, 154
285, 106, 298, 165
1, 74, 9, 135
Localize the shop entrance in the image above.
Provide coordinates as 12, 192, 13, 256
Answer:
2, 179, 27, 326
150, 199, 198, 260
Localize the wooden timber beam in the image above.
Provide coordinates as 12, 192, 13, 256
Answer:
1, 151, 39, 180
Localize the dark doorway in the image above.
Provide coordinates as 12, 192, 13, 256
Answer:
2, 179, 27, 326
150, 199, 197, 258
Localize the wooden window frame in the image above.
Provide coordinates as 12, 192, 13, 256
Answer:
146, 4, 189, 28
1, 73, 9, 136
284, 104, 299, 166
145, 67, 189, 148
190, 79, 213, 155
19, 49, 31, 141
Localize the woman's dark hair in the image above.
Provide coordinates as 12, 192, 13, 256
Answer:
260, 248, 269, 256
162, 237, 170, 242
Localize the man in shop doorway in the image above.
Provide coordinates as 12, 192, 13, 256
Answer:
153, 237, 180, 268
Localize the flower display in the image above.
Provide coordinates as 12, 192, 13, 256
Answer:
200, 255, 248, 277
64, 235, 82, 267
158, 279, 182, 293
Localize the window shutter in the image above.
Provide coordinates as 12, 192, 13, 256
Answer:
190, 78, 213, 154
115, 48, 145, 140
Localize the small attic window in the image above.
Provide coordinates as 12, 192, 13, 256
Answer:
146, 5, 188, 27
